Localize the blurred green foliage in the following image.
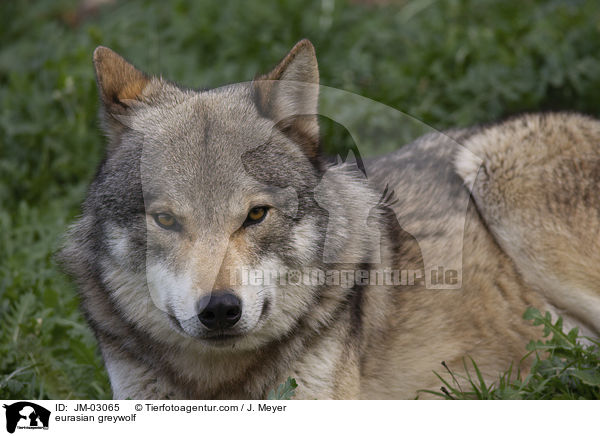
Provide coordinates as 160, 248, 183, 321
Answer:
0, 0, 599, 399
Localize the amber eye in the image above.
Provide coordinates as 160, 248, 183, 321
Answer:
244, 206, 268, 226
153, 213, 178, 230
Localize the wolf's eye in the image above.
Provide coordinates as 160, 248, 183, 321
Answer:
244, 206, 268, 226
153, 213, 178, 230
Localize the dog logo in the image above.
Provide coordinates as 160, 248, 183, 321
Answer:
3, 402, 50, 433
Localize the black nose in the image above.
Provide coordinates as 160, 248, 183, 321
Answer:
197, 292, 242, 330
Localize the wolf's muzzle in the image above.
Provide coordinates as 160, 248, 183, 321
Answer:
197, 292, 242, 330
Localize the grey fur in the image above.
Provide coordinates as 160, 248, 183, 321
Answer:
60, 41, 600, 399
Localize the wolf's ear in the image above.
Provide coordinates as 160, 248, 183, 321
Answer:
254, 39, 320, 159
93, 46, 150, 114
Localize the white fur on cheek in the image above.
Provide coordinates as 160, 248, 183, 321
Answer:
234, 281, 264, 331
100, 259, 178, 345
146, 262, 198, 320
246, 256, 317, 344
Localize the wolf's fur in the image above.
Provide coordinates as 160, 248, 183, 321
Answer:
60, 40, 600, 399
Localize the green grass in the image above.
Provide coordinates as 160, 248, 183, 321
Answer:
1, 0, 600, 399
420, 308, 600, 400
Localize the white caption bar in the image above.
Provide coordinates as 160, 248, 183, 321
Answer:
0, 400, 595, 436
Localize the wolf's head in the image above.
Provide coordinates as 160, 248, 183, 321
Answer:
62, 40, 380, 352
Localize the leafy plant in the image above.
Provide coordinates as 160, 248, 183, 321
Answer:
267, 377, 298, 400
420, 308, 600, 399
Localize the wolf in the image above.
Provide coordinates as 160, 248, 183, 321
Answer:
60, 39, 600, 399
